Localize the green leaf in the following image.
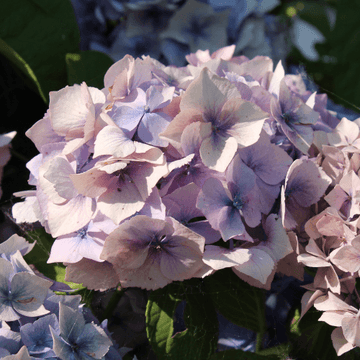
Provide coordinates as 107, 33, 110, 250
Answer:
289, 307, 360, 360
0, 0, 80, 102
23, 228, 84, 291
258, 344, 291, 359
65, 51, 114, 89
0, 38, 46, 102
209, 349, 279, 360
146, 279, 218, 360
204, 268, 266, 334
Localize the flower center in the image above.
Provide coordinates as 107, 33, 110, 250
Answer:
232, 194, 245, 210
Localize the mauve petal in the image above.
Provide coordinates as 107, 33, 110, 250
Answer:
138, 112, 171, 147
160, 239, 203, 281
188, 221, 221, 244
239, 131, 292, 185
285, 159, 331, 208
101, 228, 150, 270
163, 182, 202, 220
226, 154, 256, 195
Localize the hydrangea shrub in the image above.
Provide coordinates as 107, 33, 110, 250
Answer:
11, 45, 360, 356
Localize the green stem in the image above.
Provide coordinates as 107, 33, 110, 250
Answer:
10, 149, 29, 163
256, 331, 264, 353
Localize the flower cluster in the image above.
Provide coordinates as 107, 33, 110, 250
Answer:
12, 46, 338, 294
0, 234, 124, 359
71, 0, 288, 66
284, 116, 360, 356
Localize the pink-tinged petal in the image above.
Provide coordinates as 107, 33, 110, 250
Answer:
318, 311, 347, 327
160, 108, 203, 149
47, 232, 105, 264
305, 238, 326, 259
339, 170, 360, 196
331, 328, 355, 356
49, 83, 91, 138
180, 121, 203, 155
328, 117, 360, 146
12, 194, 40, 224
268, 60, 285, 98
330, 245, 360, 273
70, 167, 114, 198
342, 314, 360, 346
128, 142, 165, 164
65, 259, 119, 291
316, 214, 348, 237
180, 66, 239, 114
200, 134, 238, 172
116, 255, 170, 290
314, 292, 356, 312
314, 266, 340, 294
211, 45, 236, 61
138, 187, 166, 220
97, 181, 146, 225
233, 248, 276, 289
94, 126, 135, 158
129, 162, 168, 200
203, 246, 251, 270
101, 236, 149, 270
297, 254, 330, 268
26, 113, 64, 152
104, 55, 133, 97
223, 99, 268, 147
47, 195, 95, 238
43, 157, 77, 200
236, 56, 273, 82
300, 290, 325, 320
276, 236, 304, 281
